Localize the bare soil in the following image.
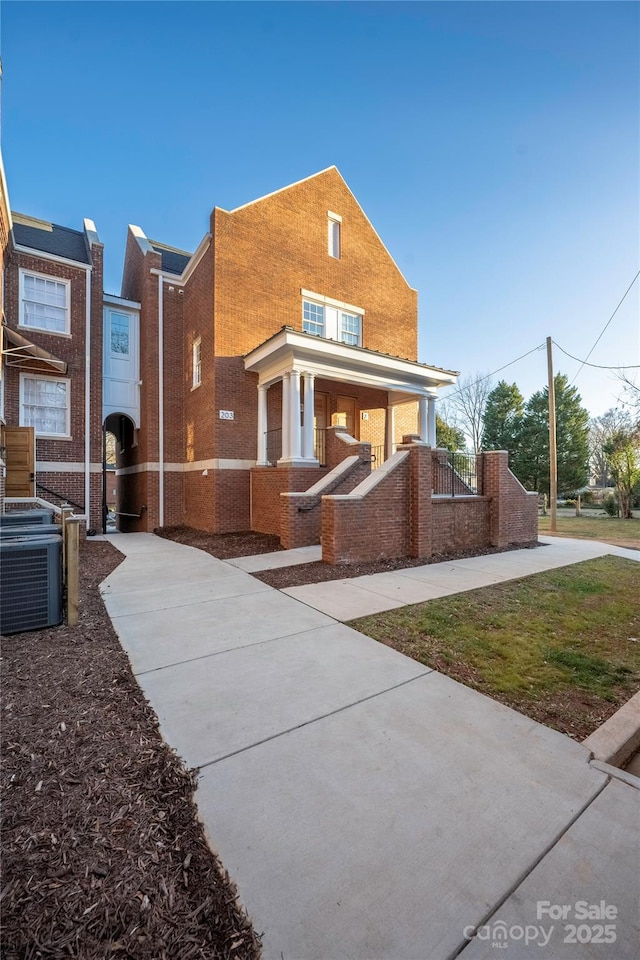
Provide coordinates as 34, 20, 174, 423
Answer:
1, 539, 261, 960
155, 526, 282, 559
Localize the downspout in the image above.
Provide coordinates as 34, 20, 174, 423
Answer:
85, 266, 92, 527
158, 273, 164, 527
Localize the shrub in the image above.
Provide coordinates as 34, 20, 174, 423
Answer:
602, 493, 618, 517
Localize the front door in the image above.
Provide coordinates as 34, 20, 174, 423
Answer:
335, 395, 358, 439
5, 426, 35, 497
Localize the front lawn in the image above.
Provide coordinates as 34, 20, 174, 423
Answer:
351, 556, 640, 739
539, 514, 640, 548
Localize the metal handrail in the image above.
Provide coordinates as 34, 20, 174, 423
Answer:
36, 481, 84, 512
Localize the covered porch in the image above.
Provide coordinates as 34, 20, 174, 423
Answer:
244, 327, 458, 468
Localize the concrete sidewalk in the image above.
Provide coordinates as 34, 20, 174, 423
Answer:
100, 534, 640, 959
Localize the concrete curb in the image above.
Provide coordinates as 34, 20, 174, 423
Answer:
583, 690, 640, 767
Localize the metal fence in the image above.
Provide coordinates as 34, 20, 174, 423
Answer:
370, 444, 385, 470
432, 451, 480, 496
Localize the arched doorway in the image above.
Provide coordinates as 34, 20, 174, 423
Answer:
102, 413, 136, 533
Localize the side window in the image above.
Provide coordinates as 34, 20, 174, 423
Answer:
192, 337, 202, 387
20, 270, 70, 334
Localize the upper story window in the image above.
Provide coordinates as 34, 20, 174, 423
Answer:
192, 337, 202, 388
302, 292, 363, 347
303, 301, 325, 337
20, 373, 70, 438
328, 212, 341, 259
20, 270, 70, 335
340, 312, 361, 346
110, 312, 130, 354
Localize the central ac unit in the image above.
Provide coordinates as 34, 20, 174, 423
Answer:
0, 535, 63, 634
0, 509, 54, 528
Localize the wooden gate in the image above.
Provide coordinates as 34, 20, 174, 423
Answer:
4, 426, 35, 497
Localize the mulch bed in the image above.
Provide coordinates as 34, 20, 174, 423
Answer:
1, 539, 261, 960
253, 542, 541, 590
155, 525, 541, 590
155, 526, 282, 560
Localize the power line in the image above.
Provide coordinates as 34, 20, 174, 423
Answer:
444, 343, 545, 399
553, 341, 640, 370
570, 270, 640, 384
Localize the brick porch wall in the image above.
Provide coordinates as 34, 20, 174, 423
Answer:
321, 443, 538, 565
251, 466, 328, 535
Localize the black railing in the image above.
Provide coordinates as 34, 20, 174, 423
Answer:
432, 451, 480, 497
263, 427, 327, 466
370, 444, 385, 470
314, 428, 326, 466
265, 428, 282, 464
36, 481, 84, 513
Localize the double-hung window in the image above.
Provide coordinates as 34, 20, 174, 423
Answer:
20, 270, 70, 335
192, 337, 202, 388
302, 292, 363, 347
303, 301, 325, 337
20, 374, 70, 438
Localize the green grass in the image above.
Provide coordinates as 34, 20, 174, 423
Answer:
538, 514, 640, 545
351, 556, 640, 736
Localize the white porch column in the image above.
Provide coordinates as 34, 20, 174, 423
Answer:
386, 405, 395, 459
427, 395, 437, 446
418, 396, 429, 443
281, 373, 290, 460
302, 372, 316, 459
289, 369, 302, 460
256, 384, 268, 465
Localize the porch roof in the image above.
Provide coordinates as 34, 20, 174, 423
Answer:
2, 325, 68, 374
244, 326, 458, 396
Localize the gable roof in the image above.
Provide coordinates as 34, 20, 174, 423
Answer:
149, 241, 192, 276
11, 212, 90, 264
227, 167, 415, 290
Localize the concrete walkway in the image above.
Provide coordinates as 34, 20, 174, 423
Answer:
100, 534, 640, 959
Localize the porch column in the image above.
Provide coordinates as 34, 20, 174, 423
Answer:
256, 384, 268, 465
281, 373, 290, 460
418, 396, 429, 443
386, 405, 395, 459
289, 369, 302, 460
427, 395, 437, 446
302, 372, 316, 459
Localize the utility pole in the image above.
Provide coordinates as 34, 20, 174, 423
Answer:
546, 337, 557, 532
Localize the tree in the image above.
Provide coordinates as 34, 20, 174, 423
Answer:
589, 408, 633, 487
436, 414, 465, 452
444, 372, 494, 454
517, 374, 590, 496
604, 425, 640, 519
481, 380, 525, 475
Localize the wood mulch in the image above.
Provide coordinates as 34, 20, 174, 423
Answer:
1, 539, 261, 960
155, 525, 541, 590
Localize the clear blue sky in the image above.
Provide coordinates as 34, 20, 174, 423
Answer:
2, 1, 638, 418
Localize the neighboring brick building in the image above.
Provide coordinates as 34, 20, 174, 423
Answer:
115, 167, 458, 533
1, 210, 104, 532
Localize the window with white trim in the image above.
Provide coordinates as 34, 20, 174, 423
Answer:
327, 216, 340, 260
19, 270, 70, 334
302, 295, 363, 347
20, 374, 70, 437
192, 337, 202, 387
303, 301, 325, 337
340, 311, 361, 346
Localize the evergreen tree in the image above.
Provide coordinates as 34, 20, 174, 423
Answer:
518, 374, 590, 495
436, 414, 466, 452
481, 381, 525, 476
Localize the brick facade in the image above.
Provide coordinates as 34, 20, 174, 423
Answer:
2, 224, 104, 532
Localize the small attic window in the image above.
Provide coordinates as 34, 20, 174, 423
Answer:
328, 212, 341, 259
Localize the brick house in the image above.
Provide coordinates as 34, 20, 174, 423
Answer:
114, 166, 460, 536
1, 202, 104, 533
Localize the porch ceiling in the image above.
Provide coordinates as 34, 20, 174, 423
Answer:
244, 326, 458, 396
